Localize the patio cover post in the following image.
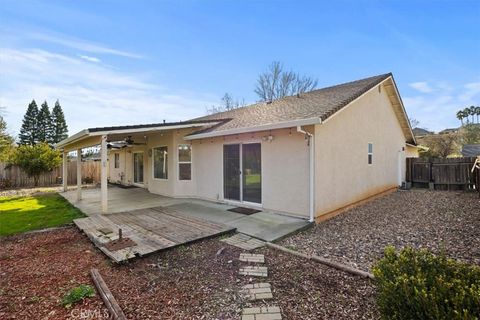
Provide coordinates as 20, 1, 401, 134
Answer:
62, 151, 68, 192
76, 148, 82, 201
101, 135, 108, 213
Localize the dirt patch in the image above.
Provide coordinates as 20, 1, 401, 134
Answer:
0, 227, 245, 319
103, 237, 136, 251
1, 226, 382, 319
0, 228, 108, 319
281, 190, 480, 272
253, 247, 379, 320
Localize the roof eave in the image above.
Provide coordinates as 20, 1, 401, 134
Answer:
184, 117, 322, 140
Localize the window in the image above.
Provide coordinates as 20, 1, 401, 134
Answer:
153, 146, 168, 179
368, 143, 373, 165
114, 153, 120, 169
178, 144, 192, 180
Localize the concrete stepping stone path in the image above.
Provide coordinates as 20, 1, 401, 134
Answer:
241, 306, 282, 320
239, 253, 265, 263
239, 266, 268, 277
241, 283, 273, 301
237, 252, 282, 319
220, 233, 265, 250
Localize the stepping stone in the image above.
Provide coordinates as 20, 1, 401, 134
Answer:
241, 283, 273, 301
242, 306, 282, 320
240, 253, 265, 263
239, 266, 268, 277
220, 233, 265, 250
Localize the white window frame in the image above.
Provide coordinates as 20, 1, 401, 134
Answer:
368, 142, 373, 165
177, 144, 192, 181
114, 153, 120, 169
152, 145, 168, 180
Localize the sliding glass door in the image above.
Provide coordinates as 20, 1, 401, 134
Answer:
133, 152, 144, 185
223, 144, 241, 201
223, 143, 261, 204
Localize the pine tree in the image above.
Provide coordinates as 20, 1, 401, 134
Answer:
37, 101, 52, 144
51, 100, 68, 143
18, 100, 39, 145
0, 115, 14, 161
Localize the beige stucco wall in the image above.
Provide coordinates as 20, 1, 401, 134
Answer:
107, 127, 310, 217
188, 128, 310, 217
314, 83, 408, 217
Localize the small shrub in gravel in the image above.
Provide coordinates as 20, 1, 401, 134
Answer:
373, 246, 480, 320
61, 284, 96, 308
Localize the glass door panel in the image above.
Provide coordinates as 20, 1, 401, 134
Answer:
133, 152, 144, 184
242, 143, 261, 203
223, 144, 240, 201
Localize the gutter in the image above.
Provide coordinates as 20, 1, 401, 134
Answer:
184, 117, 322, 140
296, 125, 316, 223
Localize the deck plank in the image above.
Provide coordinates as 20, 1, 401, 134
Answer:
75, 206, 235, 262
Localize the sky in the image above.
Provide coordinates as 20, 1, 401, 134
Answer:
0, 0, 479, 136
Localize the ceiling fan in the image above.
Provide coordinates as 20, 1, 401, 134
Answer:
124, 136, 146, 145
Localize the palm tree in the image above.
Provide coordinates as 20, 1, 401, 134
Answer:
456, 110, 464, 125
469, 106, 476, 123
475, 106, 480, 123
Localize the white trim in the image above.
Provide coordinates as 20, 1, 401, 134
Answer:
321, 77, 392, 125
320, 75, 416, 145
368, 142, 373, 165
177, 143, 192, 181
185, 117, 322, 140
152, 145, 169, 180
222, 142, 263, 206
132, 151, 145, 186
90, 123, 214, 137
56, 122, 221, 149
55, 129, 89, 149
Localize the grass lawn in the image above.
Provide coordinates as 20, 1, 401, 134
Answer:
0, 193, 85, 236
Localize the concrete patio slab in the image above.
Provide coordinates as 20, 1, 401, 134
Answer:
62, 186, 311, 242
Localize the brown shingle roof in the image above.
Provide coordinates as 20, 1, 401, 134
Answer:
190, 73, 392, 135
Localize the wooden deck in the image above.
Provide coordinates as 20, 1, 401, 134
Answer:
74, 206, 235, 262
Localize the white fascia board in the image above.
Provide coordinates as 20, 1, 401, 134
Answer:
184, 117, 322, 140
55, 129, 90, 149
89, 122, 216, 136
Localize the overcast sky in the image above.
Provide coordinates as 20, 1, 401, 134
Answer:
1, 0, 479, 136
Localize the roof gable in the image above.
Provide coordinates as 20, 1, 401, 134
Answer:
188, 73, 415, 144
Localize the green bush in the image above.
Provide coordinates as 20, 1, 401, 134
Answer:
373, 246, 480, 320
61, 284, 95, 308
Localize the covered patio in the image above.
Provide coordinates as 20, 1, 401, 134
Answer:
62, 186, 311, 242
64, 187, 310, 262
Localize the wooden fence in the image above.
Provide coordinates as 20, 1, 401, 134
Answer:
0, 160, 101, 189
406, 157, 478, 191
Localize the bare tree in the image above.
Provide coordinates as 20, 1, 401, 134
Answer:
254, 61, 318, 102
408, 117, 420, 128
420, 133, 459, 158
206, 93, 245, 114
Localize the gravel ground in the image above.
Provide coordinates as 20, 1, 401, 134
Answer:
1, 226, 381, 319
280, 190, 480, 272
0, 228, 245, 319
252, 247, 379, 320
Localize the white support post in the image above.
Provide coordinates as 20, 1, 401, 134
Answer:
76, 148, 82, 201
101, 135, 108, 213
62, 151, 68, 192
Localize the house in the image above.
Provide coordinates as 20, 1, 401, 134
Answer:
462, 144, 480, 157
56, 73, 417, 222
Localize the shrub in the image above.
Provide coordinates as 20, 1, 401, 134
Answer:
373, 246, 480, 320
61, 284, 95, 308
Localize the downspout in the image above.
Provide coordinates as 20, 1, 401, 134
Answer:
296, 126, 315, 223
